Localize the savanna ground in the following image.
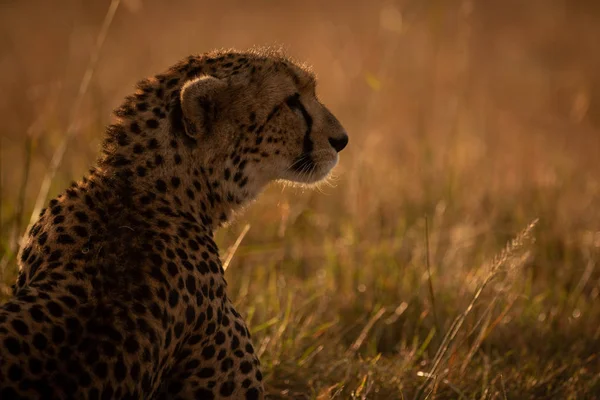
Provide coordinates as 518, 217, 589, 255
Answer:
1, 0, 600, 398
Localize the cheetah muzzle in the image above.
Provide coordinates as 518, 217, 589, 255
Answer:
0, 48, 348, 400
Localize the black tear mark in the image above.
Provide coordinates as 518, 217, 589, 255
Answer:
285, 93, 314, 172
254, 93, 315, 173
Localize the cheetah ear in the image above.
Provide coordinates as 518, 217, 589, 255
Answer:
179, 75, 229, 137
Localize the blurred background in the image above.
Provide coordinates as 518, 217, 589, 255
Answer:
1, 0, 600, 398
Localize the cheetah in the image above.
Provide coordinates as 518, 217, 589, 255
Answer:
0, 48, 348, 399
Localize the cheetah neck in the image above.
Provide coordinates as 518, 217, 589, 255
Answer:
94, 153, 258, 235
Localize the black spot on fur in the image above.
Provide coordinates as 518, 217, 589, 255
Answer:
156, 179, 167, 193
130, 122, 141, 134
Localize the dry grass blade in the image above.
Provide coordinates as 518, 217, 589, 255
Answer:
414, 218, 538, 400
0, 135, 5, 279
317, 383, 343, 400
9, 136, 33, 250
346, 307, 386, 357
425, 215, 440, 342
26, 0, 122, 231
222, 224, 251, 271
0, 136, 33, 279
500, 374, 508, 400
0, 135, 3, 241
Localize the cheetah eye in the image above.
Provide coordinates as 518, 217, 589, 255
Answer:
285, 93, 306, 117
285, 93, 301, 110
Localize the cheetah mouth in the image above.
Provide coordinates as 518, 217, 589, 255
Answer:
287, 150, 338, 183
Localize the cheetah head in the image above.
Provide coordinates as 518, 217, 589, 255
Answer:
177, 51, 348, 190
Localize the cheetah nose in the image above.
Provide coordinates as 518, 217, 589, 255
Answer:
328, 133, 348, 152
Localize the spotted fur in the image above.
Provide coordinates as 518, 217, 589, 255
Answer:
0, 49, 348, 399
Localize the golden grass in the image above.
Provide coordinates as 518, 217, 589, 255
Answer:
1, 1, 600, 398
